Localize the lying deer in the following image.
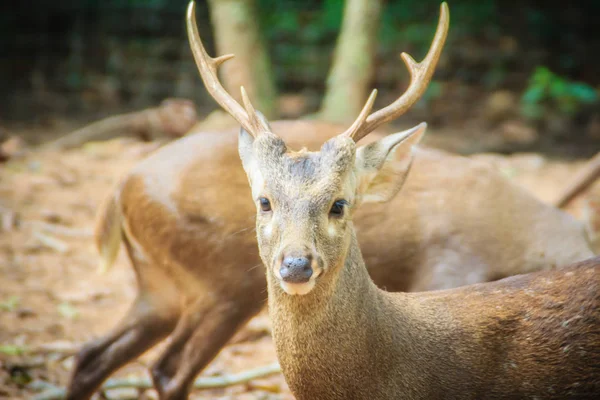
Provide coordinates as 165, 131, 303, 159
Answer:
67, 2, 595, 399
196, 10, 599, 400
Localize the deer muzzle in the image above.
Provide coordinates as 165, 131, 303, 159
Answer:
280, 252, 313, 284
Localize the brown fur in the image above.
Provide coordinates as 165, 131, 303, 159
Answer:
67, 121, 594, 400
240, 127, 600, 400
273, 246, 600, 399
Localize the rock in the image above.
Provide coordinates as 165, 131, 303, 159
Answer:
0, 136, 27, 162
586, 114, 600, 139
139, 391, 159, 400
498, 36, 519, 56
497, 120, 539, 145
1, 207, 19, 232
40, 209, 64, 224
483, 90, 518, 124
45, 323, 65, 336
546, 114, 571, 137
16, 308, 36, 318
51, 168, 79, 187
157, 98, 198, 138
278, 94, 307, 119
104, 388, 141, 400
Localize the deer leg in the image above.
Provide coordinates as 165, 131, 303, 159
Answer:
151, 298, 260, 400
67, 237, 181, 400
66, 294, 179, 400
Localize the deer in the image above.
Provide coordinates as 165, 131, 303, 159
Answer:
190, 2, 600, 398
66, 2, 595, 399
191, 8, 600, 400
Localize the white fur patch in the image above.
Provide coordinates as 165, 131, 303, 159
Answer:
250, 169, 266, 199
122, 220, 149, 263
262, 222, 273, 238
280, 280, 316, 295
328, 224, 337, 237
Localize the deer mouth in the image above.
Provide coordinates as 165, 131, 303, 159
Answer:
279, 280, 316, 295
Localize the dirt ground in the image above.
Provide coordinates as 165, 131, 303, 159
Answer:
0, 129, 598, 400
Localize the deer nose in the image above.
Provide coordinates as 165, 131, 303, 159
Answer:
280, 254, 313, 284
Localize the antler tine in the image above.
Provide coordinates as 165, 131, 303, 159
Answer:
240, 86, 269, 133
186, 1, 269, 137
345, 89, 378, 141
342, 2, 450, 142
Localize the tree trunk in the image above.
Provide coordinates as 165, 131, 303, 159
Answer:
207, 0, 277, 119
319, 0, 383, 123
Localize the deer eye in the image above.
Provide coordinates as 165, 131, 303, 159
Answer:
329, 200, 347, 217
259, 197, 272, 212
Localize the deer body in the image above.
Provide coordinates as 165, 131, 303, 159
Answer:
114, 122, 592, 292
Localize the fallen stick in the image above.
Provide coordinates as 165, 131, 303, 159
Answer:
28, 341, 83, 356
24, 220, 93, 238
42, 112, 147, 151
40, 98, 197, 151
553, 152, 600, 208
33, 231, 69, 253
31, 362, 282, 400
31, 387, 65, 400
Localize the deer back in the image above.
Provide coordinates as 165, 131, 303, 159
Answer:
104, 120, 593, 300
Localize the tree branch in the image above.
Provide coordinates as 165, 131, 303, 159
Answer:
31, 363, 282, 400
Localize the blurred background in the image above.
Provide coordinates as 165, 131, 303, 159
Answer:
1, 1, 599, 399
1, 0, 599, 154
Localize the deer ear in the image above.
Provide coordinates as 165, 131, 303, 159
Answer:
354, 123, 426, 204
238, 110, 272, 179
238, 126, 256, 177
238, 127, 266, 198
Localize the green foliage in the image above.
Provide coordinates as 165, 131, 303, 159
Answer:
258, 0, 343, 42
380, 0, 496, 53
58, 302, 80, 320
0, 344, 28, 356
483, 65, 508, 90
0, 296, 20, 312
521, 67, 598, 120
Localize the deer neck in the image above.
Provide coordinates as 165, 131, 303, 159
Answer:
266, 231, 416, 399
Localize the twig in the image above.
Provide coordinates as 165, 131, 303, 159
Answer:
28, 341, 82, 356
40, 99, 197, 151
24, 220, 93, 238
33, 231, 69, 253
31, 363, 282, 400
31, 387, 66, 400
106, 362, 282, 390
553, 152, 600, 208
28, 380, 62, 392
1, 207, 18, 232
42, 113, 143, 150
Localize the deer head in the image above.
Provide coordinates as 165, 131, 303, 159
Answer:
238, 121, 427, 295
186, 1, 449, 295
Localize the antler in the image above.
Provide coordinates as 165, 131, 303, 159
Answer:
343, 2, 450, 142
186, 1, 269, 137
